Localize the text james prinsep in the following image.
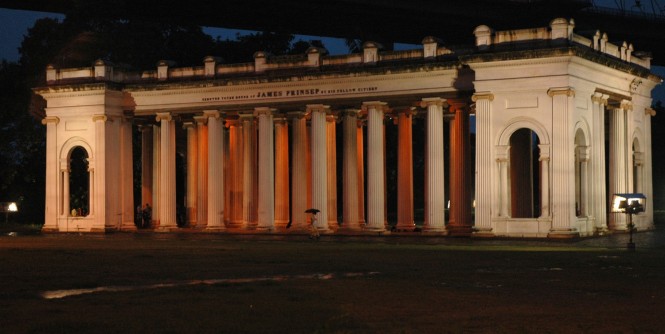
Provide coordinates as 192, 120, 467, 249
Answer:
201, 86, 378, 102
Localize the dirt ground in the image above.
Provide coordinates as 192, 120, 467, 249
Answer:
1, 230, 664, 333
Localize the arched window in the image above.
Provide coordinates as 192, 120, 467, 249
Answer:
69, 146, 89, 216
509, 128, 541, 218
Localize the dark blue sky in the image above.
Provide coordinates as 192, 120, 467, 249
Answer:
1, 7, 662, 103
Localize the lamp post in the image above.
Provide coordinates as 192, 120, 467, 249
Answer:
611, 193, 646, 250
2, 202, 18, 223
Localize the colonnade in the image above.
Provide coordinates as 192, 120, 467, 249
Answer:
138, 98, 474, 234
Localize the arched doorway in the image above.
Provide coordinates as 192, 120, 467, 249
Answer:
509, 128, 541, 218
632, 137, 643, 194
69, 146, 89, 216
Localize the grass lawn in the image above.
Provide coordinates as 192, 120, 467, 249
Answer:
1, 233, 665, 333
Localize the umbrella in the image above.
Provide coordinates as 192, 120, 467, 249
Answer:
305, 208, 320, 214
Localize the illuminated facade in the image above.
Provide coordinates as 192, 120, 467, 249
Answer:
34, 18, 660, 237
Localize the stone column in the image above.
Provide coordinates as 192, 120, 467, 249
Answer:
61, 161, 70, 218
326, 114, 338, 230
539, 145, 551, 218
205, 110, 225, 231
591, 93, 608, 231
120, 116, 136, 231
395, 108, 415, 231
357, 119, 366, 226
42, 116, 59, 231
578, 146, 590, 216
227, 119, 244, 228
274, 116, 290, 229
363, 101, 387, 232
308, 104, 329, 232
93, 115, 107, 228
290, 112, 308, 231
255, 107, 275, 231
609, 105, 627, 230
156, 112, 177, 230
151, 124, 160, 227
194, 116, 208, 228
184, 121, 198, 227
421, 98, 446, 233
341, 109, 361, 231
496, 149, 510, 217
644, 108, 656, 225
241, 113, 257, 229
472, 93, 494, 235
548, 88, 578, 237
140, 125, 153, 209
448, 104, 472, 235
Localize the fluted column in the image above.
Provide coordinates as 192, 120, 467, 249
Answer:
194, 116, 208, 228
256, 107, 275, 231
42, 116, 59, 231
156, 112, 177, 230
93, 115, 107, 229
140, 125, 153, 209
184, 122, 198, 227
274, 116, 290, 229
363, 101, 387, 232
326, 114, 338, 230
548, 88, 578, 237
151, 124, 160, 227
308, 104, 329, 232
591, 93, 608, 231
341, 109, 361, 231
421, 98, 446, 233
395, 108, 415, 231
357, 119, 366, 226
290, 112, 308, 231
448, 104, 472, 235
120, 116, 136, 231
609, 105, 628, 230
472, 93, 494, 235
227, 119, 244, 228
206, 110, 225, 231
241, 114, 257, 229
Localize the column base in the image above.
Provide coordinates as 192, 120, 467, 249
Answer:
121, 224, 137, 232
204, 226, 226, 232
422, 225, 447, 235
226, 220, 245, 229
155, 226, 180, 232
547, 228, 580, 239
394, 222, 416, 232
446, 225, 473, 237
472, 228, 496, 238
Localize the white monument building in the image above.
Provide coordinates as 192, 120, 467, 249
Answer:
34, 18, 661, 237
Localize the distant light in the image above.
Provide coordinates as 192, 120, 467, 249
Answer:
7, 202, 17, 212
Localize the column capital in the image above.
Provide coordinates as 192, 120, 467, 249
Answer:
203, 110, 221, 119
155, 112, 173, 122
576, 146, 590, 162
362, 101, 389, 113
193, 115, 208, 125
225, 118, 242, 128
538, 144, 551, 160
646, 107, 657, 116
254, 107, 276, 116
182, 121, 196, 130
620, 99, 633, 111
591, 92, 609, 105
286, 110, 307, 120
306, 104, 330, 113
472, 92, 494, 102
239, 112, 256, 121
396, 107, 417, 117
92, 115, 108, 122
547, 87, 575, 97
41, 116, 59, 125
419, 97, 445, 108
496, 145, 510, 160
